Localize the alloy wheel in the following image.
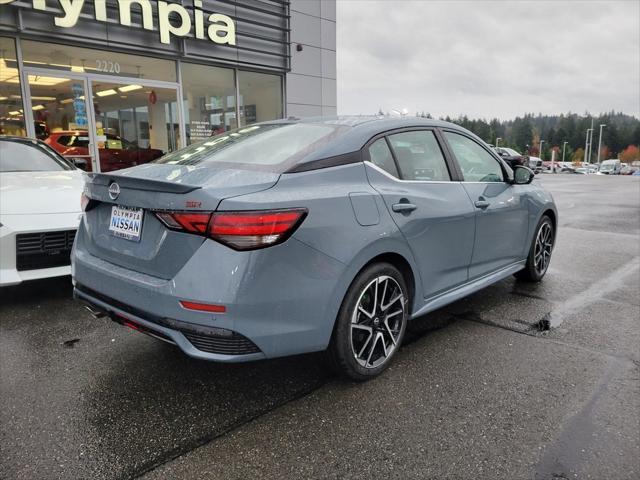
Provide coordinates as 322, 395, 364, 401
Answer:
350, 275, 406, 369
534, 222, 553, 275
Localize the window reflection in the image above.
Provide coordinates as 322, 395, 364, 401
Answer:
237, 71, 283, 126
181, 63, 237, 145
0, 37, 26, 137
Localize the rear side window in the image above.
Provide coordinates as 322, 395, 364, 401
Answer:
387, 130, 450, 181
367, 138, 399, 177
0, 140, 74, 172
444, 132, 504, 182
156, 123, 347, 172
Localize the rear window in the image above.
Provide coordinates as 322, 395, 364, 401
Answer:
156, 123, 346, 172
0, 140, 74, 172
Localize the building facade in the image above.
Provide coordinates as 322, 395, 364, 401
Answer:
0, 0, 336, 172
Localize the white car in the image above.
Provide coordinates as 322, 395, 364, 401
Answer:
598, 159, 621, 175
0, 137, 85, 286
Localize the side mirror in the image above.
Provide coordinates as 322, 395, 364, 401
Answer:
513, 165, 535, 185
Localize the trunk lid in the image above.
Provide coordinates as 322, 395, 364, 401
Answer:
82, 164, 280, 279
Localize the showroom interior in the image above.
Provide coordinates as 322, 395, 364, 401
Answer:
0, 0, 337, 172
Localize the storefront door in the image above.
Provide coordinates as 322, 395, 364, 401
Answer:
23, 68, 182, 173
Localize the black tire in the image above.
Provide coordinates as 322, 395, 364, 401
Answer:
328, 262, 409, 381
515, 215, 554, 282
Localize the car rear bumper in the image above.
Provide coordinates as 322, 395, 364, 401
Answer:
74, 284, 266, 362
71, 226, 347, 361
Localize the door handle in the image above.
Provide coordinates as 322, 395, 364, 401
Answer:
392, 202, 417, 213
474, 199, 490, 209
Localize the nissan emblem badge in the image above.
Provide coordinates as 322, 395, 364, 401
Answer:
108, 182, 120, 200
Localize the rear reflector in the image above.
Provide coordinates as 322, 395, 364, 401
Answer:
123, 320, 141, 331
180, 300, 226, 313
154, 208, 307, 250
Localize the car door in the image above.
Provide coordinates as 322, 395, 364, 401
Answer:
364, 129, 476, 299
441, 130, 529, 280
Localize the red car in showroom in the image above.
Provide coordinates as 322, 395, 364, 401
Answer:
45, 131, 164, 172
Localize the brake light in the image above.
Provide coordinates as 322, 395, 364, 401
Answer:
155, 208, 307, 250
209, 209, 307, 250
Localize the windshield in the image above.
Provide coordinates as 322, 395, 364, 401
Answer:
0, 139, 74, 172
156, 123, 347, 172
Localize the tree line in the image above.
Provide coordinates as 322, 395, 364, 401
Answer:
410, 111, 640, 163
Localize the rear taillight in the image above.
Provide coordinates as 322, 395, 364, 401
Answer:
209, 209, 307, 250
80, 192, 90, 211
80, 191, 98, 212
155, 212, 210, 234
154, 208, 307, 250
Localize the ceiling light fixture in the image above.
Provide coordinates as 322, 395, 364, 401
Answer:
118, 84, 143, 93
96, 89, 118, 97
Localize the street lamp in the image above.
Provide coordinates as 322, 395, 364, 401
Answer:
539, 140, 545, 160
496, 137, 502, 148
584, 128, 592, 165
596, 124, 606, 165
562, 141, 568, 163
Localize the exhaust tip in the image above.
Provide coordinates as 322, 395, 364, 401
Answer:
84, 304, 107, 319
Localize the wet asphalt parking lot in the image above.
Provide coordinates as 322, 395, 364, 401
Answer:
1, 174, 639, 480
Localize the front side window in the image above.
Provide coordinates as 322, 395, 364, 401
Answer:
367, 138, 399, 177
444, 132, 504, 182
388, 130, 450, 181
0, 140, 74, 172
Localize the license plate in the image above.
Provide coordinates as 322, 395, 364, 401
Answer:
109, 205, 144, 242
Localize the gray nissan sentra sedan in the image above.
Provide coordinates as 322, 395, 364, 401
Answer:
72, 117, 557, 380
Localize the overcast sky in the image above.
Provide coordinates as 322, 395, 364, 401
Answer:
336, 0, 640, 120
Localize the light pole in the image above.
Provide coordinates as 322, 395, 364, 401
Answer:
496, 137, 502, 148
539, 140, 545, 160
584, 128, 592, 165
562, 141, 568, 163
596, 124, 606, 165
586, 119, 595, 164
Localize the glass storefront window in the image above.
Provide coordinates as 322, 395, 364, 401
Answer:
20, 40, 177, 83
0, 37, 26, 137
181, 62, 237, 145
90, 80, 179, 171
237, 71, 283, 127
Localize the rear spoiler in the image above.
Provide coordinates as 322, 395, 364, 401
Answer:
90, 173, 201, 194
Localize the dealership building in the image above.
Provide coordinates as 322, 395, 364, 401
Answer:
0, 0, 336, 172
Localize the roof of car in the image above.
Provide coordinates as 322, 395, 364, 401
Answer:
264, 116, 473, 167
273, 115, 452, 129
